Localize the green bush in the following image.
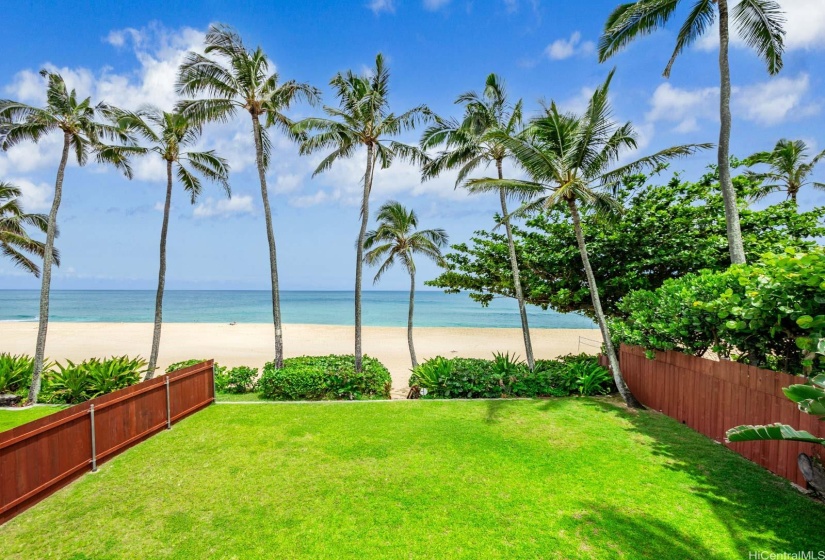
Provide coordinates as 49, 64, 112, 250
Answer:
258, 355, 391, 400
43, 356, 146, 404
409, 353, 611, 399
612, 247, 825, 375
166, 359, 230, 392
223, 366, 258, 394
166, 359, 207, 373
0, 353, 36, 396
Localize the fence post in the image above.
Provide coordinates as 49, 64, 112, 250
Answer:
89, 404, 97, 473
165, 376, 171, 430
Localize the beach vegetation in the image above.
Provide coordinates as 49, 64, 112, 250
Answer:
599, 0, 786, 265
364, 201, 447, 369
0, 70, 138, 404
221, 366, 258, 394
430, 170, 825, 320
166, 359, 208, 373
0, 353, 35, 396
258, 355, 391, 400
293, 54, 432, 374
0, 182, 58, 278
176, 24, 320, 370
42, 356, 146, 404
743, 138, 825, 206
420, 74, 537, 369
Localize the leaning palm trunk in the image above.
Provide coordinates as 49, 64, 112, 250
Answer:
717, 0, 747, 265
407, 269, 418, 368
252, 115, 285, 368
567, 198, 642, 409
497, 161, 534, 370
28, 133, 71, 404
355, 144, 376, 372
146, 161, 174, 379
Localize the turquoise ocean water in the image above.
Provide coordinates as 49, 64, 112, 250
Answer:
0, 290, 595, 329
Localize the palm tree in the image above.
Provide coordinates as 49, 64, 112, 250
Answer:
364, 201, 447, 368
293, 54, 432, 372
465, 72, 710, 409
175, 24, 319, 369
110, 107, 231, 379
0, 70, 136, 403
743, 139, 825, 206
420, 74, 536, 370
598, 0, 785, 265
0, 181, 58, 277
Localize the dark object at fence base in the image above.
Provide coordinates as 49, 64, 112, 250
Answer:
799, 453, 825, 498
0, 394, 21, 407
407, 386, 421, 399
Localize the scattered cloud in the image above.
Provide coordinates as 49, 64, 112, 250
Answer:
11, 178, 52, 212
544, 31, 595, 61
193, 195, 255, 218
367, 0, 396, 14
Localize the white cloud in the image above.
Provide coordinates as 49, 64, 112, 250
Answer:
11, 178, 52, 212
153, 202, 165, 212
423, 0, 450, 10
193, 195, 254, 218
367, 0, 396, 14
697, 0, 825, 52
544, 32, 595, 61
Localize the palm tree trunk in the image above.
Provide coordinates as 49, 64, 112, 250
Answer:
718, 0, 747, 265
408, 268, 418, 369
252, 114, 284, 368
567, 198, 642, 409
27, 132, 71, 404
355, 143, 376, 373
497, 160, 534, 370
146, 160, 174, 380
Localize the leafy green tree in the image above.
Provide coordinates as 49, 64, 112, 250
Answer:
110, 107, 231, 379
599, 0, 786, 265
293, 54, 432, 372
364, 201, 447, 368
420, 74, 536, 369
176, 24, 319, 368
429, 172, 825, 319
0, 181, 58, 277
0, 70, 136, 404
463, 72, 709, 409
744, 139, 825, 205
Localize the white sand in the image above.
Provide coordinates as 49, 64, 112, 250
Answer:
0, 323, 602, 398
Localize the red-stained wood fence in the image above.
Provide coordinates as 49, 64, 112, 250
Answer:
617, 345, 824, 487
0, 360, 214, 524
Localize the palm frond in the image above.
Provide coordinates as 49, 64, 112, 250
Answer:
733, 0, 785, 75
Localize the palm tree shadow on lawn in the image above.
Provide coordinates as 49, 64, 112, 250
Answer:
580, 399, 825, 555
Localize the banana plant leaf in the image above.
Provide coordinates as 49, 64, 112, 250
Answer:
782, 383, 825, 419
726, 423, 825, 445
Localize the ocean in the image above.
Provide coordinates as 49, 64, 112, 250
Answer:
0, 290, 596, 329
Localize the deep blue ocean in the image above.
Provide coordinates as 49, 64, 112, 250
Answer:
0, 290, 595, 329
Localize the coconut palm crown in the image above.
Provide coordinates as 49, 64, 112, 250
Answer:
743, 139, 825, 205
0, 181, 58, 278
464, 71, 711, 408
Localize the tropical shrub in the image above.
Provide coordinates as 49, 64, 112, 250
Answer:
258, 355, 391, 401
43, 356, 146, 404
409, 353, 610, 398
166, 359, 207, 373
223, 366, 258, 394
612, 248, 825, 375
0, 353, 36, 395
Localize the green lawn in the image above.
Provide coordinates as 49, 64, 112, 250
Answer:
0, 406, 63, 432
1, 398, 823, 559
215, 391, 265, 402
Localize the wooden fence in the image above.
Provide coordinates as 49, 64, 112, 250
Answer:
618, 345, 823, 487
0, 360, 214, 524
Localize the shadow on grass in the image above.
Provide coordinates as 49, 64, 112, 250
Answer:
581, 398, 825, 555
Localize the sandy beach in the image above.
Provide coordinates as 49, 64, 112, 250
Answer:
0, 323, 602, 397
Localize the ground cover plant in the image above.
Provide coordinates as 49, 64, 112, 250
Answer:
0, 353, 36, 398
259, 355, 391, 400
408, 353, 612, 398
41, 356, 146, 404
0, 399, 822, 559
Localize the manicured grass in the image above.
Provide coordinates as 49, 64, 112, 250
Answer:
0, 406, 64, 432
214, 391, 265, 402
1, 398, 823, 559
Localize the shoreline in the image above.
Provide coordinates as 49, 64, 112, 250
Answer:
0, 323, 602, 398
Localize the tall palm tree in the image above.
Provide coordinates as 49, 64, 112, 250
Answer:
598, 0, 785, 265
0, 70, 136, 403
175, 24, 319, 368
293, 54, 432, 372
420, 74, 536, 369
465, 72, 710, 409
364, 201, 447, 368
0, 181, 58, 277
110, 107, 231, 379
743, 139, 825, 206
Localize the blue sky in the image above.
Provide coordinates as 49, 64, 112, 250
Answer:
1, 0, 823, 291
